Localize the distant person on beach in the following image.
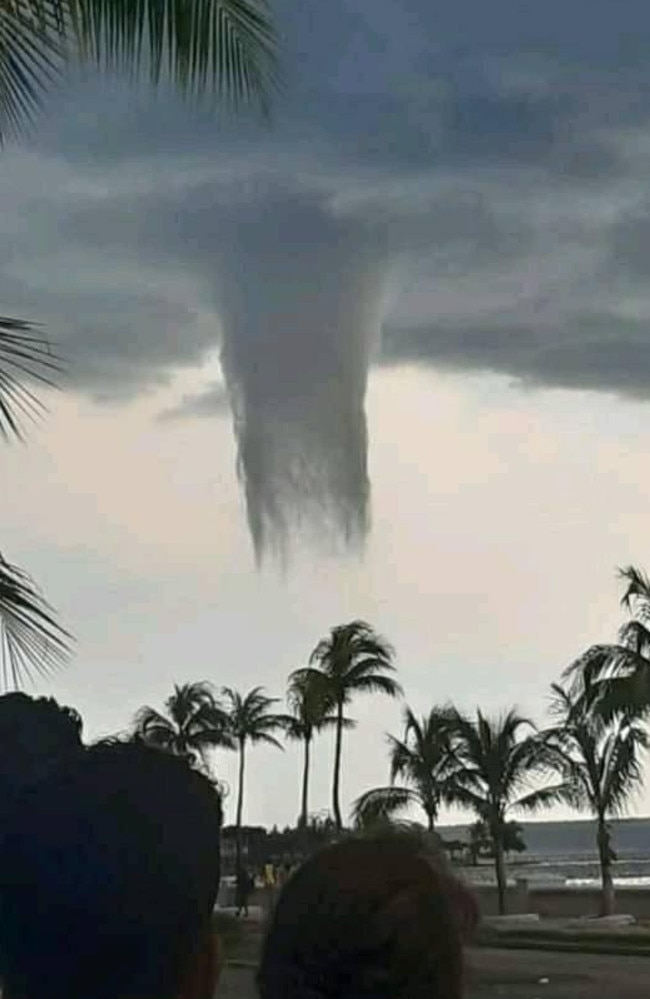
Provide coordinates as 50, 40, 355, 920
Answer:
258, 834, 477, 999
0, 740, 223, 999
236, 865, 254, 918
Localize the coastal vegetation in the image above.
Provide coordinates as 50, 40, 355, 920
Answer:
541, 681, 648, 915
291, 621, 401, 830
4, 567, 650, 917
220, 686, 287, 870
127, 593, 645, 917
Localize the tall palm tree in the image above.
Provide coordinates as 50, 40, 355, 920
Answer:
292, 621, 402, 830
449, 708, 561, 915
0, 0, 279, 687
542, 682, 648, 916
352, 706, 457, 832
222, 685, 286, 869
565, 566, 650, 718
134, 681, 234, 771
285, 670, 341, 828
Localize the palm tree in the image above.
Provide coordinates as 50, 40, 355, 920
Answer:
449, 708, 561, 915
292, 621, 402, 831
285, 670, 340, 828
352, 706, 457, 832
134, 681, 234, 772
0, 0, 279, 687
542, 682, 648, 916
565, 566, 650, 718
222, 685, 286, 869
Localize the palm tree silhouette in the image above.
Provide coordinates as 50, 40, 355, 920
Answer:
285, 669, 345, 828
543, 681, 648, 915
134, 681, 234, 772
449, 708, 561, 914
566, 566, 650, 719
293, 621, 401, 830
352, 706, 457, 832
222, 686, 286, 869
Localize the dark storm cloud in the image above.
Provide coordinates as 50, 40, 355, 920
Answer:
5, 0, 650, 552
381, 314, 650, 401
3, 280, 211, 400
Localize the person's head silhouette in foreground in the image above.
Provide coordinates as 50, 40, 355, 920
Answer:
258, 833, 478, 999
0, 692, 83, 789
0, 740, 223, 999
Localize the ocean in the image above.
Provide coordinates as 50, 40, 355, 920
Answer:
441, 817, 650, 888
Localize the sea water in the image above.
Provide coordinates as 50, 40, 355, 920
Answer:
441, 817, 650, 888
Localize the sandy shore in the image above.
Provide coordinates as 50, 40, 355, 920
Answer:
219, 948, 650, 999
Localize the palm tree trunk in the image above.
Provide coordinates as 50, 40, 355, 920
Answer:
235, 738, 246, 874
597, 817, 615, 916
493, 829, 508, 915
425, 807, 435, 833
332, 701, 344, 831
300, 735, 311, 827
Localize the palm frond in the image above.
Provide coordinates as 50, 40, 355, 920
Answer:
515, 784, 573, 813
189, 701, 236, 749
599, 722, 647, 815
97, 0, 279, 99
448, 707, 557, 826
542, 680, 647, 820
251, 730, 284, 750
596, 673, 650, 722
346, 672, 402, 698
289, 666, 324, 689
67, 0, 279, 110
287, 667, 337, 734
0, 317, 60, 439
563, 644, 618, 686
351, 785, 417, 829
0, 3, 65, 142
619, 565, 650, 617
618, 619, 650, 657
135, 683, 236, 761
0, 553, 71, 689
445, 783, 489, 817
222, 685, 286, 746
0, 0, 278, 142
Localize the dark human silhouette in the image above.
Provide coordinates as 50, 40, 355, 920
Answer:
236, 865, 254, 918
0, 692, 82, 790
0, 740, 222, 999
258, 834, 477, 999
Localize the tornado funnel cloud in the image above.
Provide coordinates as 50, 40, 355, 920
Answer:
212, 192, 388, 563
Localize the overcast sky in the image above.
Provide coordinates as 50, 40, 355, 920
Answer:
3, 0, 650, 827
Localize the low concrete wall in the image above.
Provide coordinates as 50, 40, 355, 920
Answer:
235, 881, 650, 922
472, 882, 650, 919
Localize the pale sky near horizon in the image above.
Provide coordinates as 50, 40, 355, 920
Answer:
3, 0, 650, 829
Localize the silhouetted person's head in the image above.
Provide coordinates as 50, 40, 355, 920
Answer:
0, 693, 82, 789
0, 741, 222, 999
258, 834, 477, 999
